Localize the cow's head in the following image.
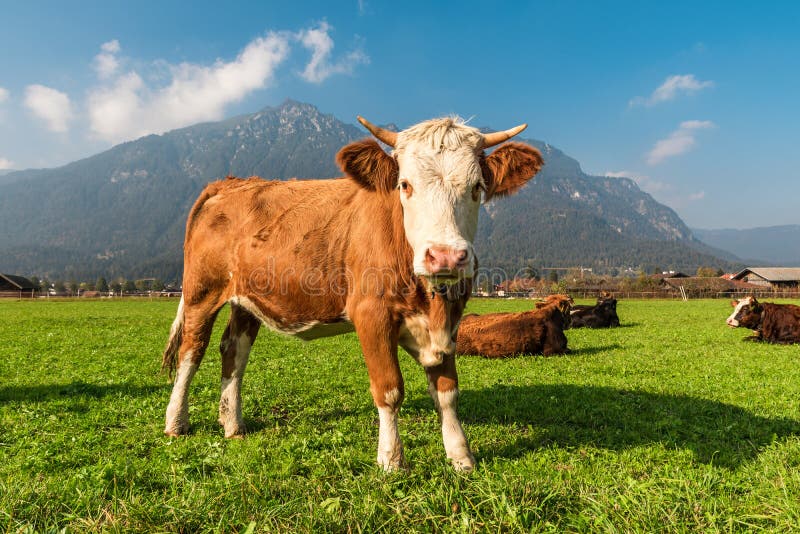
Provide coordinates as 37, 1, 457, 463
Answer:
337, 116, 543, 281
600, 299, 621, 327
727, 296, 763, 328
535, 294, 574, 327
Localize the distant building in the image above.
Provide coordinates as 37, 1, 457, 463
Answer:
0, 273, 37, 298
659, 276, 761, 296
731, 268, 800, 290
649, 271, 689, 280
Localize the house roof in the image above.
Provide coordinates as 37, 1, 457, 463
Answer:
649, 271, 689, 280
731, 267, 800, 282
0, 273, 36, 290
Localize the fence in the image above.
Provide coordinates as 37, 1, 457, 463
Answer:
483, 288, 800, 300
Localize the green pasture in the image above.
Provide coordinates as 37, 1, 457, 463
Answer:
1, 297, 800, 532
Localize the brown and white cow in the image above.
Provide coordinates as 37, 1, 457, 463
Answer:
456, 294, 573, 358
726, 296, 800, 344
161, 116, 543, 471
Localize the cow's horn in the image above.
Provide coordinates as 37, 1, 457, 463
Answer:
357, 116, 397, 147
482, 124, 528, 148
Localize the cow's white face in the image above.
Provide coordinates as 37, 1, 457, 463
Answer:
726, 296, 755, 327
340, 116, 543, 283
394, 132, 484, 280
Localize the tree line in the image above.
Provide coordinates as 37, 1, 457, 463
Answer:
26, 275, 171, 296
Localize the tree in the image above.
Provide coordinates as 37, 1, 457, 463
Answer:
28, 276, 41, 291
110, 280, 122, 295
123, 280, 137, 293
67, 280, 80, 296
152, 279, 165, 292
548, 271, 559, 283
54, 280, 66, 295
96, 277, 109, 293
696, 266, 720, 278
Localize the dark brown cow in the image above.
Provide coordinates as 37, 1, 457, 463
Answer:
570, 293, 620, 328
161, 116, 543, 471
456, 294, 573, 358
726, 296, 800, 344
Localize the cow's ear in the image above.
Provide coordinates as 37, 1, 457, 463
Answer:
731, 300, 738, 308
336, 139, 398, 194
481, 142, 544, 200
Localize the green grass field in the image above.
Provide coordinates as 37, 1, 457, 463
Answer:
2, 297, 800, 532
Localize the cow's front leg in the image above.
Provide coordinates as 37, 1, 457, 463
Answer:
425, 353, 475, 471
352, 300, 405, 470
218, 304, 261, 438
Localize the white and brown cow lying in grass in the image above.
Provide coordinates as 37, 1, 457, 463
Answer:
161, 116, 543, 471
726, 296, 800, 344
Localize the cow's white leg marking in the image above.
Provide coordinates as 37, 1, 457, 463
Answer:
428, 381, 475, 471
164, 352, 197, 436
219, 332, 252, 438
376, 388, 404, 470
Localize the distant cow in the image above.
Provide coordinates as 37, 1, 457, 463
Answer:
726, 296, 800, 344
161, 115, 543, 472
570, 294, 620, 328
456, 294, 573, 358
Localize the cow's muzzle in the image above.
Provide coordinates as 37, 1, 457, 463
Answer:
424, 246, 470, 277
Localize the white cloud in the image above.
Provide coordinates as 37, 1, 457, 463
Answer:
298, 21, 369, 83
87, 33, 292, 144
0, 157, 13, 170
688, 190, 705, 201
630, 74, 714, 107
24, 84, 74, 132
646, 120, 715, 165
0, 87, 8, 103
94, 39, 121, 79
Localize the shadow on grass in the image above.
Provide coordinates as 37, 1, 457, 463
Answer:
0, 380, 163, 402
412, 383, 800, 468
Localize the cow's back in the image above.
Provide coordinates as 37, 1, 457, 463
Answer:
456, 306, 570, 358
457, 311, 544, 358
181, 177, 369, 323
762, 303, 800, 344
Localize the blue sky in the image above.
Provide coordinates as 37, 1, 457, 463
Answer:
1, 0, 798, 229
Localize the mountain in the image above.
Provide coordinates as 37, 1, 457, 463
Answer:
692, 226, 800, 266
475, 141, 742, 275
0, 100, 739, 281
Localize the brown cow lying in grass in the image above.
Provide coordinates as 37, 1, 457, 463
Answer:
726, 296, 800, 344
456, 294, 573, 358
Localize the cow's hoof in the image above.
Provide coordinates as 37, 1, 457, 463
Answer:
164, 425, 188, 437
449, 452, 476, 472
224, 426, 246, 439
377, 452, 406, 472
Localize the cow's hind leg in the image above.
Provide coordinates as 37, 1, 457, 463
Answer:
164, 301, 222, 436
218, 303, 260, 438
426, 354, 475, 471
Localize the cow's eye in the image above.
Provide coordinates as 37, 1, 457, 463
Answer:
472, 183, 484, 202
399, 180, 412, 196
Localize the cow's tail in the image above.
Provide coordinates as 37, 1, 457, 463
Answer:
161, 296, 185, 379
